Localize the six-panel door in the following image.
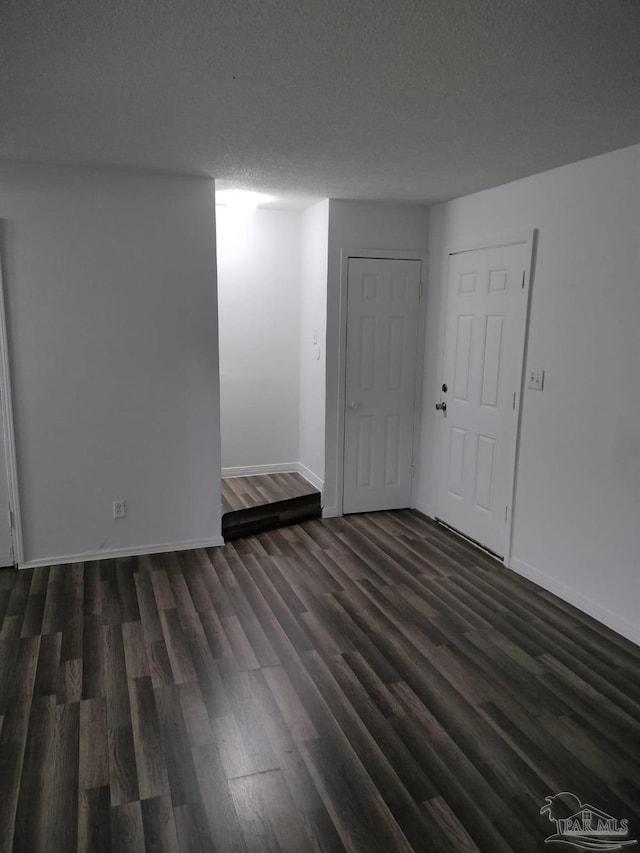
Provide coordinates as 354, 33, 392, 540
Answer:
436, 243, 528, 555
343, 257, 421, 514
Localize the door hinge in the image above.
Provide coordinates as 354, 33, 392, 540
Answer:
410, 464, 415, 478
505, 505, 508, 522
521, 270, 526, 288
418, 283, 424, 299
8, 508, 13, 528
513, 391, 517, 409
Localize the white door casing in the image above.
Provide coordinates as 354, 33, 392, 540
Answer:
0, 257, 21, 567
435, 241, 531, 557
343, 257, 421, 514
0, 397, 13, 565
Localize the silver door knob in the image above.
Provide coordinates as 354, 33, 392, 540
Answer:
347, 401, 361, 409
435, 401, 447, 412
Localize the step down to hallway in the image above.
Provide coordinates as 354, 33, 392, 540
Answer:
221, 472, 321, 541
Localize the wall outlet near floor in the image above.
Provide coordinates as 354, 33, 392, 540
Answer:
113, 499, 127, 519
527, 369, 545, 391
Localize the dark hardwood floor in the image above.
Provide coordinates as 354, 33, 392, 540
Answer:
222, 473, 321, 541
0, 510, 639, 852
221, 473, 318, 513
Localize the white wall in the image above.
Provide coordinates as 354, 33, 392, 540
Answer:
216, 206, 301, 472
0, 163, 222, 564
324, 200, 430, 514
418, 143, 640, 644
299, 200, 329, 487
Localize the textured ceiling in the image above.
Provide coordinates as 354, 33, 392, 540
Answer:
2, 0, 640, 203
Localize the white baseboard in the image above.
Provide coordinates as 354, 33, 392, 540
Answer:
413, 500, 435, 519
222, 462, 325, 492
221, 462, 299, 479
297, 463, 324, 491
322, 507, 339, 518
20, 535, 225, 569
510, 556, 640, 647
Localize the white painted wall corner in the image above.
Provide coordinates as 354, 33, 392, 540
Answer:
297, 463, 324, 491
509, 556, 640, 647
413, 500, 435, 519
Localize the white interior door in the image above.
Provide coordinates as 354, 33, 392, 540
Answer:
435, 242, 529, 556
343, 257, 421, 514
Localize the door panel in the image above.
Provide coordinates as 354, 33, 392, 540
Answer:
343, 258, 421, 514
453, 315, 473, 400
436, 243, 528, 555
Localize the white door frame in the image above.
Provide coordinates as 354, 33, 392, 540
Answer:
334, 248, 429, 517
433, 230, 537, 567
0, 257, 23, 566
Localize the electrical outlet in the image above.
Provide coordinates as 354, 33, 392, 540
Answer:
527, 369, 545, 391
113, 499, 126, 519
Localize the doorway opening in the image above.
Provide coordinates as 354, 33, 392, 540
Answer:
214, 186, 328, 538
342, 256, 423, 514
334, 250, 428, 518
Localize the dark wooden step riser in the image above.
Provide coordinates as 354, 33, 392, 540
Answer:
222, 494, 322, 540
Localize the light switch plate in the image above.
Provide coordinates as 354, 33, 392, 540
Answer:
527, 369, 545, 391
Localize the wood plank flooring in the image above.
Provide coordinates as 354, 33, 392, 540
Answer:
1, 510, 639, 852
221, 473, 321, 541
221, 473, 319, 513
